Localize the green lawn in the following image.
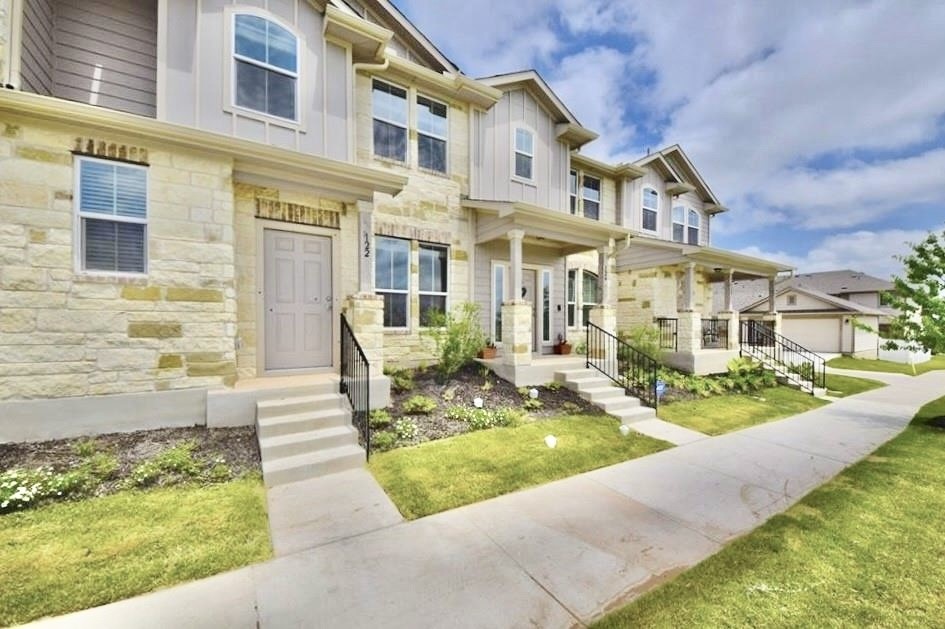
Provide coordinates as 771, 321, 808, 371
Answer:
369, 415, 671, 519
657, 387, 828, 436
824, 373, 887, 397
594, 395, 945, 628
0, 476, 271, 626
827, 354, 945, 375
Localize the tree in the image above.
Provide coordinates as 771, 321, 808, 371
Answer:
882, 229, 945, 355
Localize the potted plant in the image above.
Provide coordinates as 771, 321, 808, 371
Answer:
554, 334, 572, 355
478, 339, 497, 359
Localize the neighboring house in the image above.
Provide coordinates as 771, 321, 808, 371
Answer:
0, 0, 791, 440
720, 270, 895, 357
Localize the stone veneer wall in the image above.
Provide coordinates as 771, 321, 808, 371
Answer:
354, 73, 474, 368
0, 116, 238, 400
616, 265, 713, 332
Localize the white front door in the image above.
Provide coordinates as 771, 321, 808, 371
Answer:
264, 230, 332, 370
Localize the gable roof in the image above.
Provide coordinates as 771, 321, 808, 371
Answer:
741, 284, 886, 316
790, 269, 894, 294
634, 145, 723, 208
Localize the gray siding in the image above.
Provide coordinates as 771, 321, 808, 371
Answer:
21, 0, 55, 95
471, 89, 569, 211
165, 0, 347, 159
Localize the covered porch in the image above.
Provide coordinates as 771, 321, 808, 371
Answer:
615, 237, 792, 374
464, 199, 629, 382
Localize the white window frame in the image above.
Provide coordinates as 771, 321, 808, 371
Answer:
372, 79, 410, 163
512, 127, 534, 182
687, 209, 700, 245
569, 170, 578, 214
73, 155, 149, 277
418, 242, 449, 327
642, 186, 659, 233
567, 269, 577, 327
582, 174, 601, 220
581, 270, 599, 328
672, 205, 686, 243
491, 262, 508, 345
416, 93, 449, 174
541, 268, 552, 344
229, 10, 301, 124
375, 235, 410, 329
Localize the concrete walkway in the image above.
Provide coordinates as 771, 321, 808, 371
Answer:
25, 371, 945, 629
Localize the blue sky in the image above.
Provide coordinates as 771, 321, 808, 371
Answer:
397, 0, 945, 279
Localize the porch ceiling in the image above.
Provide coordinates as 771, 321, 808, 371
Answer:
464, 199, 629, 253
615, 235, 793, 279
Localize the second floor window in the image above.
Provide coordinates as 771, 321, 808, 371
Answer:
417, 95, 448, 173
582, 175, 600, 220
514, 128, 533, 179
672, 206, 686, 243
419, 244, 448, 325
642, 187, 659, 232
234, 14, 298, 121
373, 81, 408, 162
375, 236, 409, 328
76, 157, 148, 274
569, 170, 578, 214
687, 209, 700, 245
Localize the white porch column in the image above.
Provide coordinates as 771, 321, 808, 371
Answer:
357, 200, 375, 294
0, 0, 21, 88
682, 262, 696, 311
598, 239, 616, 306
508, 229, 524, 301
767, 275, 777, 314
724, 269, 734, 312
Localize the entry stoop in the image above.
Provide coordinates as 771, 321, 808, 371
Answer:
255, 383, 365, 488
554, 368, 656, 424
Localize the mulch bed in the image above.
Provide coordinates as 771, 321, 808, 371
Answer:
386, 363, 604, 443
0, 426, 260, 490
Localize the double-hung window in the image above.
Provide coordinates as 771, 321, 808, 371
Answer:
373, 80, 408, 162
672, 206, 686, 243
418, 244, 448, 326
582, 270, 598, 327
567, 269, 576, 326
417, 95, 448, 173
687, 209, 700, 245
569, 170, 578, 214
76, 156, 148, 274
233, 14, 298, 121
375, 236, 409, 328
514, 128, 533, 179
642, 187, 659, 232
582, 175, 600, 220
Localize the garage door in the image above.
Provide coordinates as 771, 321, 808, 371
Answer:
782, 317, 841, 353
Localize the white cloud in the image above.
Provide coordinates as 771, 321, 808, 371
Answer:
737, 229, 932, 279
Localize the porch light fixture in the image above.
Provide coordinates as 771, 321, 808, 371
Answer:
544, 435, 557, 448
619, 424, 631, 437
528, 388, 539, 399
473, 397, 483, 408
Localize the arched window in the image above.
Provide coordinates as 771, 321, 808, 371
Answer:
642, 187, 659, 232
233, 13, 299, 121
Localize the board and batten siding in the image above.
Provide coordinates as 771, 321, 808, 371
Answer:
165, 0, 349, 160
20, 0, 55, 95
620, 169, 710, 246
471, 89, 569, 212
20, 0, 157, 117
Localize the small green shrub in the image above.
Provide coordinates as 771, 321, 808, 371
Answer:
207, 460, 232, 483
127, 441, 201, 488
560, 401, 581, 413
447, 406, 523, 431
445, 405, 476, 422
544, 381, 563, 392
574, 340, 587, 355
83, 452, 119, 481
384, 367, 415, 393
422, 302, 487, 382
481, 379, 493, 391
402, 394, 437, 414
393, 418, 419, 441
516, 386, 530, 398
371, 431, 398, 452
369, 408, 393, 428
522, 398, 543, 411
72, 439, 99, 458
619, 324, 665, 362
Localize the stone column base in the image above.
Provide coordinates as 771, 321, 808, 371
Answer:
501, 301, 532, 367
676, 311, 702, 354
722, 311, 740, 349
343, 293, 384, 372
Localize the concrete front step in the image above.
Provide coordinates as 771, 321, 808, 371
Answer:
259, 424, 359, 460
609, 405, 657, 423
257, 407, 351, 440
555, 367, 655, 423
578, 385, 632, 403
261, 444, 366, 488
256, 393, 344, 420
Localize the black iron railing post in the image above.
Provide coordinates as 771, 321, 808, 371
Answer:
586, 322, 660, 410
340, 313, 371, 459
739, 318, 825, 394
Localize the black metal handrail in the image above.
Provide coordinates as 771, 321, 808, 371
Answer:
586, 322, 660, 409
340, 313, 371, 459
701, 318, 729, 349
739, 319, 826, 393
654, 317, 678, 351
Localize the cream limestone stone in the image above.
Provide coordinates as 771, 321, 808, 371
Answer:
502, 302, 533, 367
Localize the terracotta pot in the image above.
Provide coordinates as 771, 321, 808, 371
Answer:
478, 347, 497, 359
554, 343, 572, 355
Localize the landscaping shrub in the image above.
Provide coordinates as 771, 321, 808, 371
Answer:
422, 303, 486, 382
384, 367, 415, 393
371, 431, 398, 452
0, 451, 119, 513
392, 418, 419, 441
619, 324, 665, 361
127, 441, 202, 488
369, 408, 393, 429
522, 398, 543, 411
652, 357, 776, 401
445, 405, 523, 431
401, 394, 437, 414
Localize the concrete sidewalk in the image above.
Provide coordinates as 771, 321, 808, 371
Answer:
25, 371, 945, 629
